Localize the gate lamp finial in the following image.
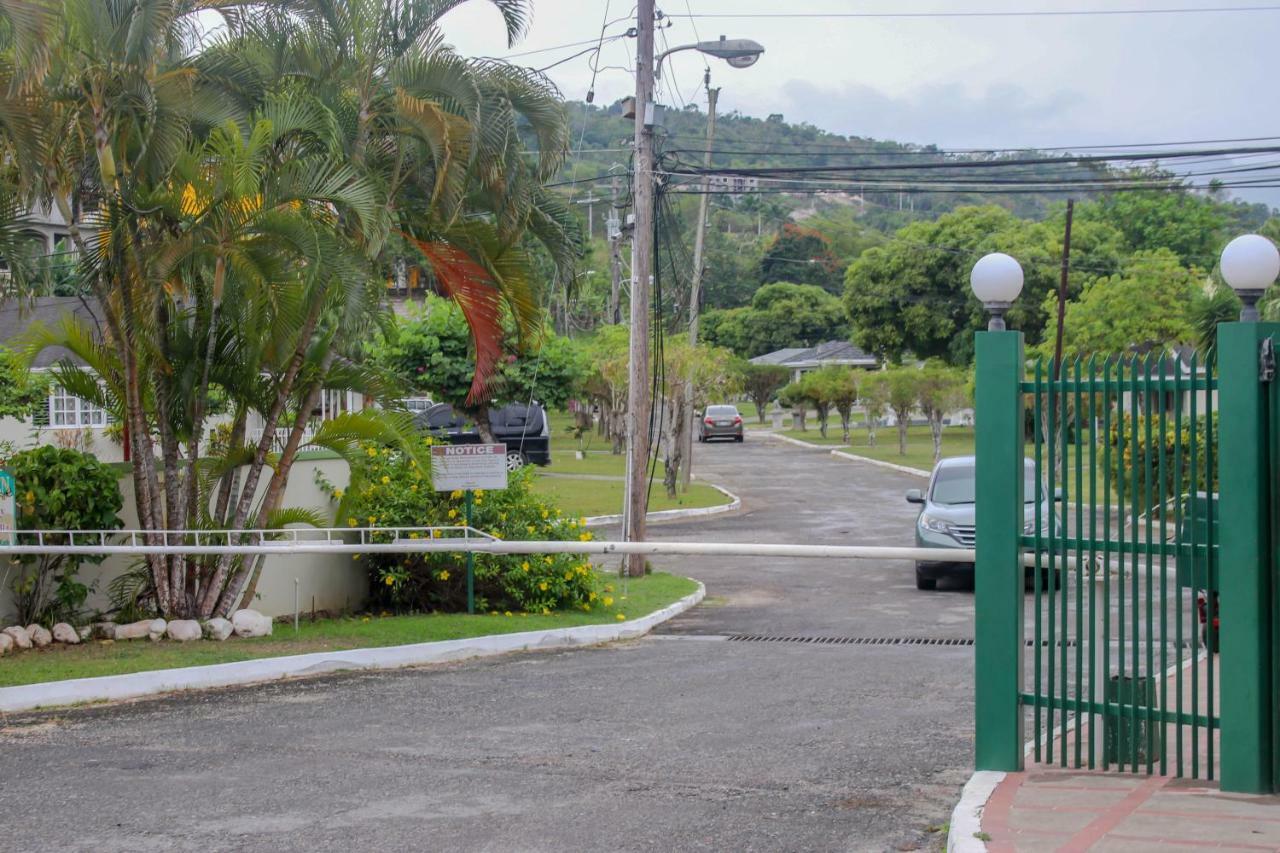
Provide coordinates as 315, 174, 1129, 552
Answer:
1220, 234, 1280, 322
970, 253, 1024, 331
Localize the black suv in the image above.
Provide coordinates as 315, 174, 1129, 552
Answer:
414, 402, 552, 470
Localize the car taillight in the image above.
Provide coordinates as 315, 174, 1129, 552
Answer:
704, 417, 715, 426
732, 415, 742, 425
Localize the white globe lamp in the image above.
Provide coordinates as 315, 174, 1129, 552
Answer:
1220, 234, 1280, 321
970, 253, 1025, 331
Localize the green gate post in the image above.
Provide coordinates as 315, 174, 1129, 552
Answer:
975, 329, 1026, 771
1218, 321, 1279, 793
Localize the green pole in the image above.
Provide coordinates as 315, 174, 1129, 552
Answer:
974, 329, 1026, 771
1217, 321, 1277, 793
465, 489, 475, 615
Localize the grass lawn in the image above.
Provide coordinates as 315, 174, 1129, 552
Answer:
0, 572, 699, 688
530, 475, 729, 517
840, 425, 976, 471
779, 428, 854, 447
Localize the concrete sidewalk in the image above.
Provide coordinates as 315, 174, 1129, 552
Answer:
980, 768, 1280, 851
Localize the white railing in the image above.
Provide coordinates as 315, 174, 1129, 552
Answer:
248, 422, 319, 453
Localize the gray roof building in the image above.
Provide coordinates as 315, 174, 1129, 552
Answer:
0, 296, 102, 367
749, 341, 877, 376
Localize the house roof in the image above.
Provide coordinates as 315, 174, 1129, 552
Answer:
0, 296, 102, 368
749, 340, 878, 369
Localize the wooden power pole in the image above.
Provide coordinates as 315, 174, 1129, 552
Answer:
682, 81, 719, 489
622, 0, 656, 576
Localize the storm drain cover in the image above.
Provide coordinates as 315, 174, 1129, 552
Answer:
725, 635, 974, 646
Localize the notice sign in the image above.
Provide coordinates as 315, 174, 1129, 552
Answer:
431, 444, 508, 492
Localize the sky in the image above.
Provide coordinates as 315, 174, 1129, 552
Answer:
438, 0, 1280, 208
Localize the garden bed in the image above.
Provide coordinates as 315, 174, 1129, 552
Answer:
0, 572, 698, 688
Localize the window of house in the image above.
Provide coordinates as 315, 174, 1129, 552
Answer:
45, 387, 106, 428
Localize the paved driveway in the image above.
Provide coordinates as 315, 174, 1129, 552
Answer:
0, 438, 976, 852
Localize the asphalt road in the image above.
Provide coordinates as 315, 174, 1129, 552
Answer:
0, 437, 976, 853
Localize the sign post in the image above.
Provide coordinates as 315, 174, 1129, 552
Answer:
431, 444, 508, 615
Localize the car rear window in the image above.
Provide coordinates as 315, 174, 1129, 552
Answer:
706, 406, 738, 416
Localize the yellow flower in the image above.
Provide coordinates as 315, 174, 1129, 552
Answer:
616, 613, 626, 621
384, 575, 395, 586
527, 525, 536, 534
539, 582, 548, 591
579, 533, 592, 542
542, 608, 550, 615
545, 556, 553, 565
381, 476, 390, 485
367, 516, 377, 525
474, 489, 485, 497
451, 490, 464, 500
604, 584, 614, 593
564, 571, 573, 580
555, 509, 563, 517
578, 517, 588, 527
348, 517, 358, 527
474, 498, 483, 505
362, 615, 371, 622
520, 561, 530, 572
381, 448, 389, 455
504, 611, 513, 617
410, 459, 418, 467
499, 513, 508, 522
367, 447, 377, 458
409, 532, 419, 539
569, 520, 577, 529
603, 596, 614, 607
541, 510, 549, 519
411, 484, 418, 492
447, 508, 458, 519
333, 488, 344, 499
424, 437, 434, 446
432, 530, 442, 539
588, 592, 597, 601
582, 604, 591, 612
438, 570, 450, 581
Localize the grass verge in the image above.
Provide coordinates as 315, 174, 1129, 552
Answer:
0, 572, 699, 688
530, 476, 729, 518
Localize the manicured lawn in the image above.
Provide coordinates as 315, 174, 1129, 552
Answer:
840, 425, 976, 471
541, 450, 662, 479
0, 572, 700, 688
530, 475, 729, 518
779, 428, 854, 447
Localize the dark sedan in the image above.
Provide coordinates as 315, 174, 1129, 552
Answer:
698, 404, 744, 443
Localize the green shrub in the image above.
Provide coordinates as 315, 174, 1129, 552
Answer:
7, 445, 124, 624
1106, 413, 1217, 506
335, 438, 601, 615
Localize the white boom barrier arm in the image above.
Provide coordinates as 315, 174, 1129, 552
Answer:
0, 526, 1085, 569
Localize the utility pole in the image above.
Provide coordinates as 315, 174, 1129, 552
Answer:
608, 173, 623, 324
576, 193, 604, 239
681, 80, 719, 489
622, 0, 656, 576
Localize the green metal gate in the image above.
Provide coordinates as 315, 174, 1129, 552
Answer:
1020, 352, 1219, 779
975, 323, 1280, 794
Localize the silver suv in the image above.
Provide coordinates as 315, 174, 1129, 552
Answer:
906, 456, 1060, 591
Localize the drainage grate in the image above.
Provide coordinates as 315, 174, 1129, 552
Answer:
725, 635, 974, 646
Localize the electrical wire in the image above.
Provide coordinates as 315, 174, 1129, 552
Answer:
665, 5, 1280, 19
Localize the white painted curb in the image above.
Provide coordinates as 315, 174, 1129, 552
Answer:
946, 770, 1004, 852
583, 483, 741, 528
764, 432, 839, 451
0, 583, 706, 713
830, 449, 930, 479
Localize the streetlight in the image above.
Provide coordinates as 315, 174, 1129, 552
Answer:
970, 252, 1024, 331
1220, 234, 1280, 322
655, 35, 765, 79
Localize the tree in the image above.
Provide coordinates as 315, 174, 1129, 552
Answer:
759, 224, 843, 293
859, 371, 889, 447
1076, 191, 1227, 267
885, 368, 921, 456
4, 0, 576, 619
817, 366, 860, 443
701, 282, 848, 358
777, 380, 807, 431
0, 347, 48, 418
915, 362, 969, 462
658, 341, 738, 497
1042, 249, 1199, 360
798, 370, 834, 438
741, 363, 790, 424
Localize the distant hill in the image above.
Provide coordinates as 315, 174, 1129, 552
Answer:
555, 99, 1122, 230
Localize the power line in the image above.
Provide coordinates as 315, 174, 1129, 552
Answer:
666, 5, 1280, 20
661, 134, 1280, 155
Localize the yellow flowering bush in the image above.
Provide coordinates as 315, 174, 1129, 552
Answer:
334, 437, 597, 613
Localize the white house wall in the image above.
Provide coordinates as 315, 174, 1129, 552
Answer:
0, 458, 366, 623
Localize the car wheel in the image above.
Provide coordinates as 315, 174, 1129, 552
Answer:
915, 565, 937, 591
505, 451, 528, 472
735, 434, 744, 443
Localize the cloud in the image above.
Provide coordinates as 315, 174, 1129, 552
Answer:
774, 79, 1086, 149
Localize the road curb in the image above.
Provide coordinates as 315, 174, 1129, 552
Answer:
0, 582, 706, 713
764, 432, 843, 451
830, 449, 930, 479
583, 482, 741, 528
946, 770, 1004, 852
